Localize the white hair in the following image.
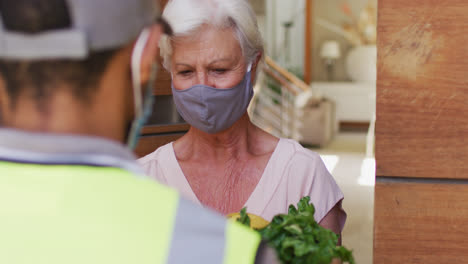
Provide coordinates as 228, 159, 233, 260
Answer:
160, 0, 264, 72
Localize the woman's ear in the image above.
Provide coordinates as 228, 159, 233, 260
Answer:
254, 52, 263, 67
252, 52, 263, 72
140, 24, 165, 84
251, 51, 263, 82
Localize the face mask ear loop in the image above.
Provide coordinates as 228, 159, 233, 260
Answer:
247, 63, 252, 73
127, 63, 158, 149
127, 28, 151, 149
142, 64, 158, 121
131, 28, 150, 118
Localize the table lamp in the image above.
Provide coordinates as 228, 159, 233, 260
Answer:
320, 40, 341, 81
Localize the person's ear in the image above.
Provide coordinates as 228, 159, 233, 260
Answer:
140, 24, 165, 84
252, 52, 263, 71
251, 51, 263, 82
0, 76, 11, 125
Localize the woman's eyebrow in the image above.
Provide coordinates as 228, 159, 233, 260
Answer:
208, 58, 233, 65
174, 58, 234, 68
174, 63, 193, 68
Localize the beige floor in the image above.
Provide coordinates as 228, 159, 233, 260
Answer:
310, 132, 374, 264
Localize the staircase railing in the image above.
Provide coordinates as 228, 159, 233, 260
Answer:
249, 56, 321, 139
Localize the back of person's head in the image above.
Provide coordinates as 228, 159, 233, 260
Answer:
0, 0, 157, 117
0, 0, 108, 109
159, 0, 264, 71
0, 0, 161, 144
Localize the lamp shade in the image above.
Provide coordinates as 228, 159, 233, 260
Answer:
320, 41, 341, 59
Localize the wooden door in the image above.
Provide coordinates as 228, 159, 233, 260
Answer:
375, 0, 468, 262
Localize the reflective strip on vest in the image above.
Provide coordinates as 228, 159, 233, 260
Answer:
0, 161, 262, 264
167, 198, 227, 262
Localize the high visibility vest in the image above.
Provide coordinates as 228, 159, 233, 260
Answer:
0, 161, 261, 264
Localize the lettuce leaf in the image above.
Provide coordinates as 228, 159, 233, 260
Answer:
237, 197, 355, 264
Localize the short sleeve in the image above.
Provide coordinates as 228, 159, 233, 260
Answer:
284, 146, 345, 231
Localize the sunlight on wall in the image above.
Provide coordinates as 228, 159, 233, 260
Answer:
358, 157, 375, 186
319, 154, 340, 174
320, 154, 375, 186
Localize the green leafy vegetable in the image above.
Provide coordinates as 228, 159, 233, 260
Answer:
236, 197, 355, 264
238, 207, 251, 227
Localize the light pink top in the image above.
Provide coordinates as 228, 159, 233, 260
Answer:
139, 138, 345, 230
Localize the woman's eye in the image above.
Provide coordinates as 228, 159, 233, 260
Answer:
177, 70, 193, 76
212, 68, 227, 74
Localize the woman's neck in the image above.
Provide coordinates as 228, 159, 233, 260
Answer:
176, 113, 257, 161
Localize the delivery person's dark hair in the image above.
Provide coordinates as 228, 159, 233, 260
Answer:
0, 0, 118, 110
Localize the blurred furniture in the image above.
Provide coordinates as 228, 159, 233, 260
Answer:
249, 56, 335, 147
311, 81, 376, 130
293, 97, 336, 147
374, 0, 468, 263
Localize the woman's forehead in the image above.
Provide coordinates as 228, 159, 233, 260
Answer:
172, 25, 243, 64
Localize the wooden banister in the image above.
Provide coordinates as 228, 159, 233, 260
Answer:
263, 66, 300, 96
264, 56, 310, 93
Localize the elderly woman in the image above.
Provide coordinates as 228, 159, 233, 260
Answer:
139, 0, 346, 236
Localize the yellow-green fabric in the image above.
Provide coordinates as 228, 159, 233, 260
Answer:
224, 219, 262, 264
0, 161, 178, 264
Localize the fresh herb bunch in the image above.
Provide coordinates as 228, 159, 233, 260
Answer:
237, 197, 355, 264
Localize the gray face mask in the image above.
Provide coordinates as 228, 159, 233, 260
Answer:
172, 65, 253, 134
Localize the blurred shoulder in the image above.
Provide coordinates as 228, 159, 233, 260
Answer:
137, 142, 175, 183
278, 138, 324, 167
138, 142, 174, 165
276, 138, 332, 190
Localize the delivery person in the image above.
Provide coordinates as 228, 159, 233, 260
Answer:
0, 0, 278, 263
